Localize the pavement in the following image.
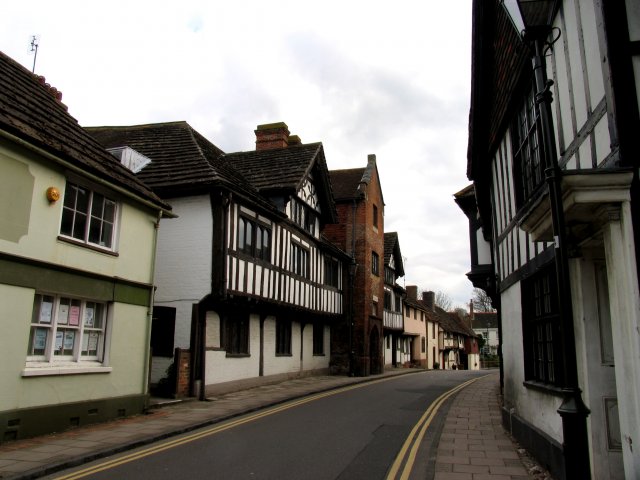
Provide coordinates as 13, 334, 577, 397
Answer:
0, 369, 550, 480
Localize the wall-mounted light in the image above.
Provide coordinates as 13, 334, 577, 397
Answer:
46, 187, 60, 203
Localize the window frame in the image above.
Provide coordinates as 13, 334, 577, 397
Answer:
28, 293, 109, 366
60, 181, 118, 251
237, 216, 271, 263
522, 262, 564, 387
312, 323, 324, 355
276, 318, 292, 356
291, 242, 310, 279
223, 313, 250, 356
371, 251, 380, 276
511, 82, 546, 209
323, 256, 340, 288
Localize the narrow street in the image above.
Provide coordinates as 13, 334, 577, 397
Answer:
44, 371, 485, 480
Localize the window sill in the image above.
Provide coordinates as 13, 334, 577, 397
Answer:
58, 236, 119, 256
275, 353, 293, 357
522, 380, 566, 396
22, 362, 112, 377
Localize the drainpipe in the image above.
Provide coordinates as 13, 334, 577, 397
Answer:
143, 211, 162, 401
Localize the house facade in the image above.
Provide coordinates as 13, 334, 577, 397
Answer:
465, 1, 640, 478
0, 51, 171, 441
471, 312, 499, 356
382, 232, 406, 367
325, 155, 386, 376
89, 122, 348, 396
401, 286, 432, 368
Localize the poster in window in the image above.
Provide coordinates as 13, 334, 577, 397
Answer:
84, 306, 94, 327
40, 299, 53, 324
88, 332, 99, 354
69, 306, 80, 326
82, 333, 89, 353
34, 328, 47, 351
58, 302, 69, 325
63, 330, 75, 350
55, 331, 64, 352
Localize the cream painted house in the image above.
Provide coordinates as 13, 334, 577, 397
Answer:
0, 52, 171, 442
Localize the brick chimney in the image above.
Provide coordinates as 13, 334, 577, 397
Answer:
406, 285, 418, 301
255, 122, 290, 150
423, 291, 435, 312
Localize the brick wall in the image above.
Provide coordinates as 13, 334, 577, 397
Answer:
174, 348, 191, 398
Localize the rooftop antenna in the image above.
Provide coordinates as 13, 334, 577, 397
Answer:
29, 35, 39, 73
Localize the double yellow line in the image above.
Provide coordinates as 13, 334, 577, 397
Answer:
53, 376, 399, 480
385, 375, 486, 480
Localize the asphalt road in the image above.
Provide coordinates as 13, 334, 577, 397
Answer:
47, 370, 486, 480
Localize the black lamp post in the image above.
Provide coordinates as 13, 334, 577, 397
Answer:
502, 1, 591, 478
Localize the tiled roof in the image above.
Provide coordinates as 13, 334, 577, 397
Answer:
86, 122, 280, 215
329, 168, 366, 200
224, 143, 337, 223
0, 51, 169, 212
471, 312, 497, 329
224, 143, 320, 192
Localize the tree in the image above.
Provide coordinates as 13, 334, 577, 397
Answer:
434, 291, 453, 311
472, 288, 495, 312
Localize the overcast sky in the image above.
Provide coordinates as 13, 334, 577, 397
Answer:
2, 1, 475, 308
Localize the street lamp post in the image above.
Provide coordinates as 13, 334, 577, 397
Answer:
502, 1, 591, 478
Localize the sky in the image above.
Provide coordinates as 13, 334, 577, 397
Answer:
2, 1, 475, 309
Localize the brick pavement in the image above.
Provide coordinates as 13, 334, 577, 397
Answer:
0, 370, 549, 480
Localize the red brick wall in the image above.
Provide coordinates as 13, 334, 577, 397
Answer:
174, 348, 192, 398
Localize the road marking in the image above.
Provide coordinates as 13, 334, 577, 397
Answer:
52, 374, 417, 479
385, 375, 488, 480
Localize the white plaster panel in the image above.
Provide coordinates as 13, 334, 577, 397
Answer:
579, 0, 605, 108
562, 0, 589, 128
594, 115, 611, 166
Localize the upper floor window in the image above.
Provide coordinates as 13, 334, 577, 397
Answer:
384, 266, 395, 285
384, 290, 391, 310
373, 204, 378, 229
395, 295, 402, 313
60, 182, 117, 250
238, 217, 271, 262
511, 83, 545, 208
28, 293, 108, 364
324, 257, 339, 288
291, 242, 309, 278
291, 199, 316, 236
371, 251, 379, 276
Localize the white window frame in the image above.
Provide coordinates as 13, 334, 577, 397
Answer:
24, 293, 112, 376
60, 181, 119, 251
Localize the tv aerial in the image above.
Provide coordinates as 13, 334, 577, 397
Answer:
29, 35, 39, 73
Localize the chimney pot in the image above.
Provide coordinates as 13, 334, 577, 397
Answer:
406, 286, 418, 301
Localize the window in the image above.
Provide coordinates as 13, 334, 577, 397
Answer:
238, 217, 271, 262
373, 204, 378, 229
371, 251, 379, 276
324, 257, 339, 288
28, 294, 107, 363
60, 182, 117, 249
384, 266, 395, 284
432, 322, 436, 339
511, 83, 545, 208
421, 337, 426, 353
291, 243, 309, 278
395, 295, 402, 313
384, 290, 391, 310
223, 313, 249, 355
372, 300, 378, 317
276, 318, 292, 355
291, 199, 316, 236
522, 262, 563, 386
313, 323, 324, 355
